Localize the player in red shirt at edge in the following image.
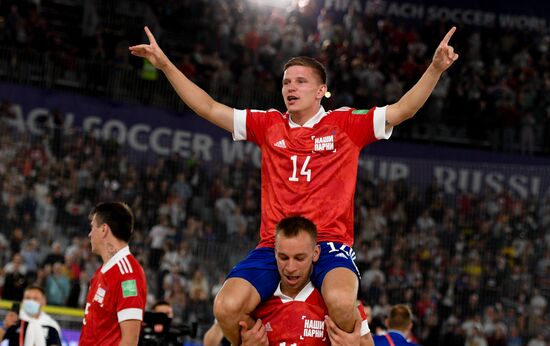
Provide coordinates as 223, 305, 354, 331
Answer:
80, 202, 147, 346
130, 26, 459, 344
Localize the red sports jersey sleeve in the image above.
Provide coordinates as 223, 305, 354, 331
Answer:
233, 106, 392, 248
343, 106, 391, 148
80, 247, 147, 346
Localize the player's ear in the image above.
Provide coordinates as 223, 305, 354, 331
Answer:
313, 244, 321, 262
316, 84, 327, 100
102, 223, 111, 238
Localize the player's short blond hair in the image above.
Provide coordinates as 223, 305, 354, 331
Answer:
388, 304, 413, 330
275, 216, 317, 245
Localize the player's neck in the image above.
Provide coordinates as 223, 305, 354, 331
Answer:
289, 105, 322, 126
101, 241, 127, 263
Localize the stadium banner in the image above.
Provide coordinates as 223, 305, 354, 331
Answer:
320, 0, 550, 31
359, 155, 550, 199
1, 82, 549, 198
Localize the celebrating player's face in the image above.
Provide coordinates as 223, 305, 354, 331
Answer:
282, 65, 326, 119
275, 230, 320, 297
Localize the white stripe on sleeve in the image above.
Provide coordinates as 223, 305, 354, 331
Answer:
360, 320, 371, 336
232, 109, 247, 141
117, 308, 143, 322
373, 106, 393, 140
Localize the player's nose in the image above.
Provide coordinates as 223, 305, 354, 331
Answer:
286, 259, 298, 272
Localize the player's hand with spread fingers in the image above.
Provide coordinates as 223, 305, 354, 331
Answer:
239, 319, 269, 346
431, 26, 459, 73
325, 315, 362, 346
129, 26, 171, 71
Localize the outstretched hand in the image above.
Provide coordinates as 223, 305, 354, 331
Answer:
432, 26, 459, 73
129, 26, 170, 70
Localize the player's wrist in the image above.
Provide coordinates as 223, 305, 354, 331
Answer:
427, 61, 445, 76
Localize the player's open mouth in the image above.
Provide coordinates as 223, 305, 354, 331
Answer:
285, 275, 300, 284
287, 96, 299, 104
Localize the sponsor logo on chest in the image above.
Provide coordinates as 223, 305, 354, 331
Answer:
300, 316, 325, 340
313, 135, 335, 152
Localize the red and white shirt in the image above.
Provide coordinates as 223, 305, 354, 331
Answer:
80, 246, 147, 346
253, 282, 370, 346
234, 106, 392, 248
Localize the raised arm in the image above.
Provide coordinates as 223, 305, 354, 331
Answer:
129, 27, 234, 132
386, 26, 459, 129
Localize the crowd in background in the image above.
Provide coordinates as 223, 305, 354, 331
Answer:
1, 0, 550, 154
0, 0, 549, 345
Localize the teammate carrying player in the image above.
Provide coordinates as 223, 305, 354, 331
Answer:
130, 26, 459, 344
240, 215, 373, 346
80, 202, 147, 346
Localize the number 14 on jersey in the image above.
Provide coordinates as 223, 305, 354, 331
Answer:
289, 155, 311, 182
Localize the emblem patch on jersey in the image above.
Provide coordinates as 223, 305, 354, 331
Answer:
352, 109, 370, 115
121, 280, 138, 298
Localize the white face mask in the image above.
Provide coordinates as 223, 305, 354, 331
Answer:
22, 299, 41, 316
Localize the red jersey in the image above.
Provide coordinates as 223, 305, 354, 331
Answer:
80, 247, 147, 346
234, 106, 391, 247
253, 282, 370, 345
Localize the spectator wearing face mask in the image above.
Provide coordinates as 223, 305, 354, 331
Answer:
1, 285, 62, 346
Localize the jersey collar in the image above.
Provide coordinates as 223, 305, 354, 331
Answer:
274, 281, 315, 303
101, 246, 131, 274
288, 106, 327, 128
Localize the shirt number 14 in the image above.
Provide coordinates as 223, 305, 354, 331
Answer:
289, 155, 311, 182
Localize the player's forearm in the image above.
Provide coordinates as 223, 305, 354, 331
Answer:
118, 320, 141, 346
161, 62, 234, 132
118, 334, 139, 346
387, 63, 442, 125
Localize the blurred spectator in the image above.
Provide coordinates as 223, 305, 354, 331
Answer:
42, 241, 65, 267
2, 252, 28, 301
149, 215, 174, 269
1, 285, 62, 345
45, 262, 70, 306
20, 238, 41, 279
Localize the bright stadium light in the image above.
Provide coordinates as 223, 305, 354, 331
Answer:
298, 0, 310, 8
247, 0, 292, 9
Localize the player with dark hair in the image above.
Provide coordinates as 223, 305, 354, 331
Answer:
130, 26, 459, 344
80, 202, 147, 346
373, 305, 418, 346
